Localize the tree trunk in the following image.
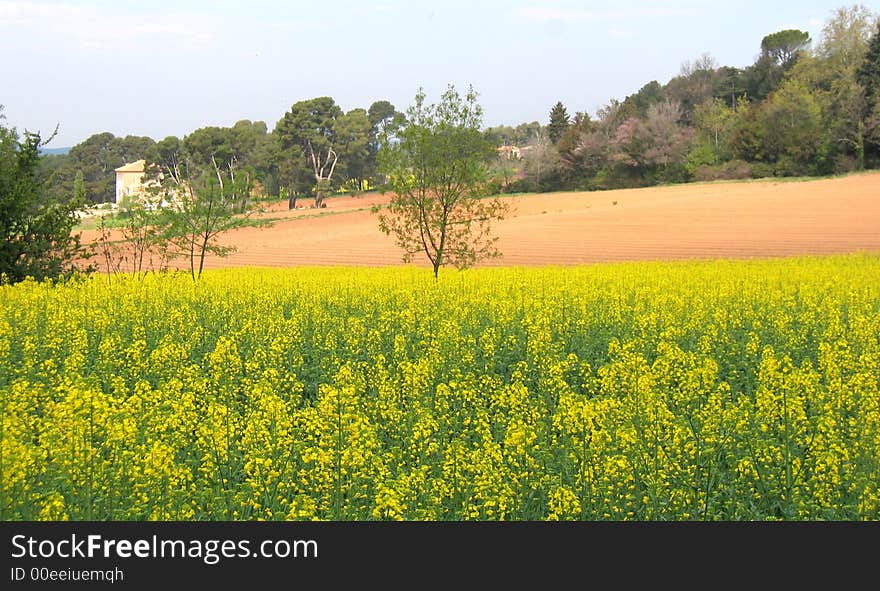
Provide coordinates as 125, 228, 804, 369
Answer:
198, 234, 209, 280
189, 239, 196, 282
288, 193, 297, 209
314, 182, 329, 208
857, 120, 865, 170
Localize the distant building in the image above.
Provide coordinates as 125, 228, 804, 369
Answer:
496, 145, 522, 160
114, 160, 170, 208
114, 159, 147, 205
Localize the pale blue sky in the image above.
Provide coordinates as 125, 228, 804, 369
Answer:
2, 0, 877, 146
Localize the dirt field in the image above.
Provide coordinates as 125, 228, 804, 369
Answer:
80, 172, 880, 270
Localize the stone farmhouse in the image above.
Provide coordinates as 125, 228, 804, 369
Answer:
114, 160, 177, 209
496, 145, 522, 160
114, 160, 147, 205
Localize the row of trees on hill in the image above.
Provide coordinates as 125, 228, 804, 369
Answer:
39, 5, 880, 204
486, 5, 880, 192
40, 99, 403, 206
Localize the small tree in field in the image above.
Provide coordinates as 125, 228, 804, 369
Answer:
156, 158, 264, 281
377, 85, 509, 279
94, 200, 169, 282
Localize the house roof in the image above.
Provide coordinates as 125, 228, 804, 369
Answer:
115, 159, 146, 173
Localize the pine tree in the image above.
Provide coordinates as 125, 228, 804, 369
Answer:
857, 22, 880, 118
547, 101, 570, 144
858, 22, 880, 158
73, 170, 86, 203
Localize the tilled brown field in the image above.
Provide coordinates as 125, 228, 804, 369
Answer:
80, 172, 880, 270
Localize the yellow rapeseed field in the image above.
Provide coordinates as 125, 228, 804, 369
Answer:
1, 254, 879, 520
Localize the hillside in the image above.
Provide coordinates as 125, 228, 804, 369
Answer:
38, 146, 70, 155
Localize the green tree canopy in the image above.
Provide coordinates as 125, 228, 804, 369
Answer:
665, 54, 719, 124
377, 85, 508, 279
732, 78, 825, 174
368, 100, 401, 135
819, 5, 876, 70
547, 101, 571, 144
65, 132, 123, 202
694, 97, 736, 159
274, 97, 344, 206
184, 126, 235, 169
0, 108, 86, 283
623, 80, 665, 118
858, 22, 880, 152
761, 29, 812, 66
857, 22, 880, 113
334, 108, 373, 190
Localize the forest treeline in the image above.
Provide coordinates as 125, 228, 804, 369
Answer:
490, 5, 880, 192
35, 5, 880, 202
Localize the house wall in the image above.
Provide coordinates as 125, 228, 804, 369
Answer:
115, 170, 146, 204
